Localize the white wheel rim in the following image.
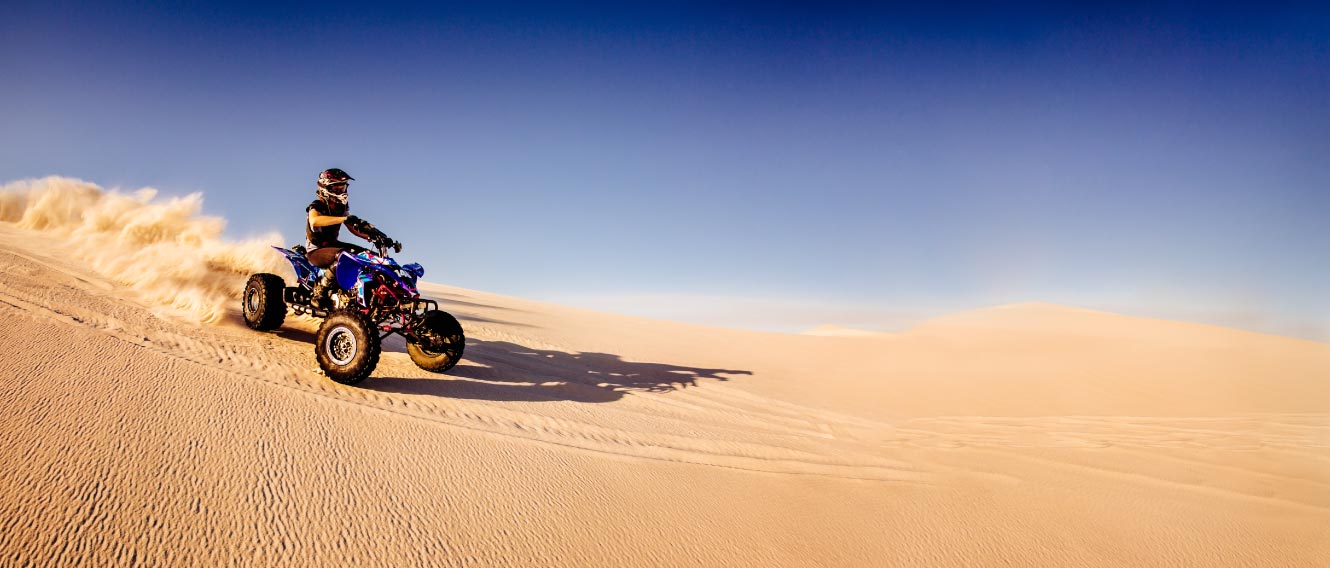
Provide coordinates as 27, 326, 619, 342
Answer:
325, 326, 357, 366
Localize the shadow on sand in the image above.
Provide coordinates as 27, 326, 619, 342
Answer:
372, 340, 753, 403
233, 309, 749, 403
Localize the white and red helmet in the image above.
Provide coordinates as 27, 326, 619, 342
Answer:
316, 168, 354, 204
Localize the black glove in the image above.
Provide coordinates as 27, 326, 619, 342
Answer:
345, 215, 401, 253
371, 233, 402, 254
344, 215, 377, 238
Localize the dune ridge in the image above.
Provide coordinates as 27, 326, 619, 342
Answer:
801, 324, 895, 338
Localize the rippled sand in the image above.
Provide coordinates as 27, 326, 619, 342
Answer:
1, 222, 1327, 566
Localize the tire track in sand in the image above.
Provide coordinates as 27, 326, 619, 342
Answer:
0, 247, 924, 482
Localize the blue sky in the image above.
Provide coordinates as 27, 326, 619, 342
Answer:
2, 2, 1327, 338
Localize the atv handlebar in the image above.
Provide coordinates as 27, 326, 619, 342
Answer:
346, 215, 401, 256
371, 235, 402, 257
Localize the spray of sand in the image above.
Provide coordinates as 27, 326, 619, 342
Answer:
0, 176, 290, 324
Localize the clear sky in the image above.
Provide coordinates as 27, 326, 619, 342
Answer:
2, 1, 1327, 339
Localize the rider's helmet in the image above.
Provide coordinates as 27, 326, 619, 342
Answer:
316, 168, 354, 205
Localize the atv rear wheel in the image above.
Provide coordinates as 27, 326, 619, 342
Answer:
407, 310, 465, 373
242, 273, 286, 331
315, 310, 381, 384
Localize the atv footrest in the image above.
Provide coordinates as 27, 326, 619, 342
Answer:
284, 286, 330, 318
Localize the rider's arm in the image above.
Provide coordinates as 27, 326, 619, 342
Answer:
344, 215, 401, 252
308, 209, 347, 228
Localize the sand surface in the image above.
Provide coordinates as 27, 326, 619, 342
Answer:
1, 214, 1328, 566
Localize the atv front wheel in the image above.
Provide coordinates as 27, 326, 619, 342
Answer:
315, 310, 381, 384
242, 273, 286, 331
407, 310, 465, 373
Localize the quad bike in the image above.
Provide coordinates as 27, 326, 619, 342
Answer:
240, 236, 465, 385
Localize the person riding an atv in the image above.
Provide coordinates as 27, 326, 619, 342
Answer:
241, 168, 464, 384
306, 168, 401, 307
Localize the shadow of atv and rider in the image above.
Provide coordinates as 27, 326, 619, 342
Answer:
238, 306, 752, 403
371, 339, 753, 403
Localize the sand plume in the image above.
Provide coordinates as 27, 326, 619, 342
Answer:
0, 176, 287, 323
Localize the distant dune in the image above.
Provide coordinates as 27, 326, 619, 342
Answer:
1, 177, 1327, 566
800, 324, 895, 338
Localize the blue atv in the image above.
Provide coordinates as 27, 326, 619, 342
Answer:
240, 237, 465, 384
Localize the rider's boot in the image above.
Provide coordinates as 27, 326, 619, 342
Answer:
310, 267, 337, 309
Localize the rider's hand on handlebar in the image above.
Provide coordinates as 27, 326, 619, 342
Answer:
372, 234, 401, 254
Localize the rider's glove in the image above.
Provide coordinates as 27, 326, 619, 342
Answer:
345, 215, 379, 237
346, 215, 400, 253
370, 234, 401, 253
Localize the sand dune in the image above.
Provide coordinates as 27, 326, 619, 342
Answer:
1, 186, 1328, 566
801, 324, 895, 338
